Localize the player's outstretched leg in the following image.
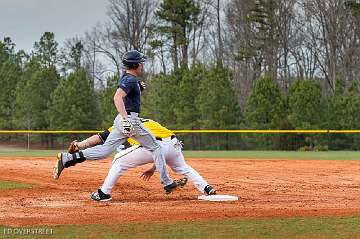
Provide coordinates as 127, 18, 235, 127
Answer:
53, 127, 126, 180
172, 165, 216, 195
53, 151, 86, 179
166, 143, 217, 195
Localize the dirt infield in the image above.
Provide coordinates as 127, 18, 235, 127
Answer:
1, 156, 360, 226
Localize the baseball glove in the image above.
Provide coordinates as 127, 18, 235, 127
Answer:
68, 140, 79, 154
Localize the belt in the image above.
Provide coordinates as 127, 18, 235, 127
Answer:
156, 135, 176, 141
127, 111, 139, 117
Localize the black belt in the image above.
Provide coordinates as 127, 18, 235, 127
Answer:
127, 111, 139, 115
156, 135, 176, 141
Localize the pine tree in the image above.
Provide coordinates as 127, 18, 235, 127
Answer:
197, 64, 241, 129
33, 32, 58, 67
98, 75, 118, 128
174, 64, 204, 129
288, 80, 323, 129
245, 76, 286, 149
0, 38, 22, 129
13, 59, 60, 130
13, 33, 61, 130
287, 80, 324, 150
141, 73, 178, 128
245, 76, 285, 129
327, 81, 360, 149
48, 69, 101, 130
196, 64, 241, 149
241, 0, 279, 78
155, 0, 201, 69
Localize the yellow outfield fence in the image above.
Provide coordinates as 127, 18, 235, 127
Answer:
1, 129, 360, 151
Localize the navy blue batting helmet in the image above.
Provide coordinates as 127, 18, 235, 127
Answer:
122, 50, 146, 68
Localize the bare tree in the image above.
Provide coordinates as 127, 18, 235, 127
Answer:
81, 0, 158, 87
225, 0, 305, 106
107, 0, 158, 52
301, 0, 353, 92
83, 24, 121, 88
189, 0, 212, 64
275, 0, 298, 90
200, 0, 225, 64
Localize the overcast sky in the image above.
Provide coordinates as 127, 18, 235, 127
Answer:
0, 0, 108, 52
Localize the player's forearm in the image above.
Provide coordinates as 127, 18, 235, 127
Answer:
114, 92, 128, 119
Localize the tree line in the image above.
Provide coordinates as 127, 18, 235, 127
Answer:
1, 0, 360, 150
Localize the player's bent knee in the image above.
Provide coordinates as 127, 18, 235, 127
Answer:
171, 166, 191, 175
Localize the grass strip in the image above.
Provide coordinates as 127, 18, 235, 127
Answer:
1, 215, 360, 239
0, 180, 32, 190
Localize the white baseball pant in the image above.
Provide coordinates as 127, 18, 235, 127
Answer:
100, 137, 209, 195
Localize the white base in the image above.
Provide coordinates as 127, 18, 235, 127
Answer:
198, 195, 239, 202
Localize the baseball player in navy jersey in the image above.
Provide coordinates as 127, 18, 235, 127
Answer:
64, 119, 216, 201
53, 50, 185, 194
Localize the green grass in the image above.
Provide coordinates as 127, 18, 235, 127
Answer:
1, 215, 360, 239
0, 180, 32, 190
0, 149, 60, 157
1, 149, 360, 160
183, 150, 360, 160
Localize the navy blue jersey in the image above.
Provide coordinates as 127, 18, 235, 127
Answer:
118, 73, 141, 113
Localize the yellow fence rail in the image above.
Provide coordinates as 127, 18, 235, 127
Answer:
1, 130, 360, 134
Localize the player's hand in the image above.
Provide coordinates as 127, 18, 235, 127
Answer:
140, 167, 155, 181
139, 81, 146, 91
122, 118, 133, 136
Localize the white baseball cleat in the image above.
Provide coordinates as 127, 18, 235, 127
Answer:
53, 153, 64, 180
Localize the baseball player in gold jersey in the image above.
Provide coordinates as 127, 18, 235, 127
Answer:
67, 118, 216, 201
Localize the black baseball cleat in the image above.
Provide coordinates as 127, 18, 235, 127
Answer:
204, 185, 216, 195
91, 189, 112, 202
53, 153, 64, 180
164, 177, 188, 194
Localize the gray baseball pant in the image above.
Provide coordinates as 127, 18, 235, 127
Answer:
61, 113, 174, 186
